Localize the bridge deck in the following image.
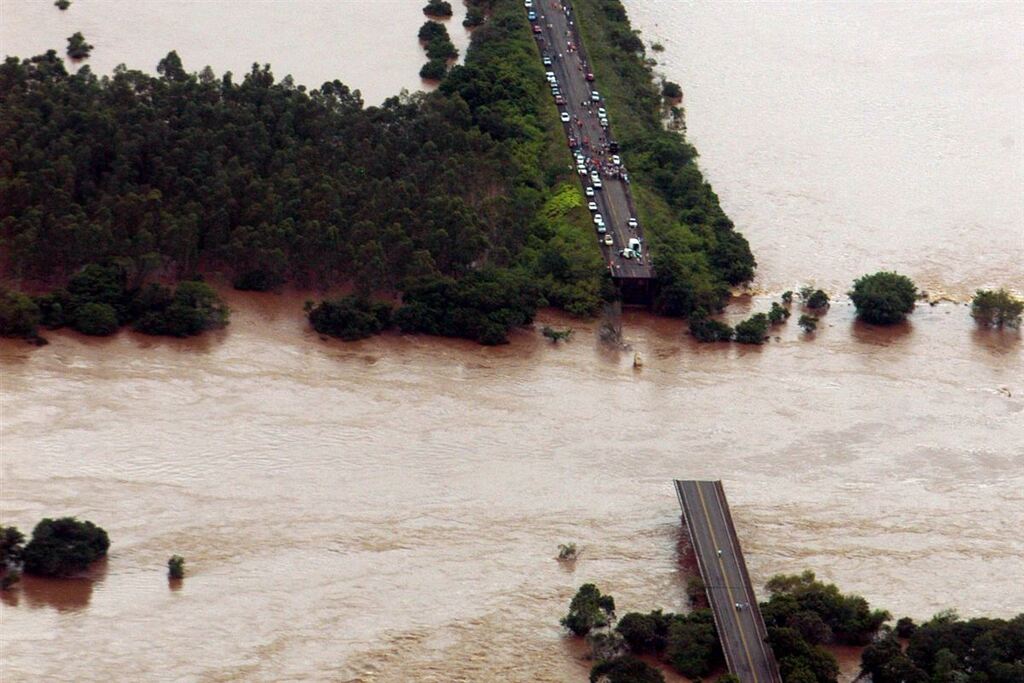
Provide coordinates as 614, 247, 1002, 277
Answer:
674, 480, 782, 683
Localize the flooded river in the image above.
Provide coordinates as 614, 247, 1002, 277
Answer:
1, 1, 1023, 681
1, 291, 1021, 681
626, 0, 1024, 298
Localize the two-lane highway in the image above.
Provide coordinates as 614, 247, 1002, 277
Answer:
529, 0, 654, 280
675, 480, 782, 683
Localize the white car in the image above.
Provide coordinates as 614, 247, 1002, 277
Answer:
620, 248, 635, 259
603, 234, 613, 246
543, 56, 552, 66
599, 117, 609, 128
593, 213, 603, 225
590, 91, 600, 102
628, 237, 642, 254
596, 224, 607, 234
584, 186, 595, 197
597, 107, 607, 118
587, 201, 598, 211
545, 71, 556, 82
525, 0, 532, 6
627, 217, 638, 229
612, 154, 621, 165
593, 177, 603, 188
560, 112, 570, 122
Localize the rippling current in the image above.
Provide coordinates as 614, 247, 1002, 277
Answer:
2, 291, 1021, 681
1, 1, 1023, 681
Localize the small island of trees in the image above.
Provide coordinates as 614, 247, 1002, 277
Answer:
561, 568, 1023, 683
971, 288, 1022, 329
849, 271, 917, 325
418, 20, 458, 80
1, 518, 109, 585
66, 32, 92, 59
423, 0, 453, 18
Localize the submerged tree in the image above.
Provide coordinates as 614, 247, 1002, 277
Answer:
798, 314, 818, 334
542, 326, 574, 343
66, 32, 92, 59
970, 288, 1022, 329
167, 555, 185, 580
849, 272, 917, 325
0, 526, 26, 589
423, 0, 453, 18
21, 517, 110, 578
562, 583, 616, 636
734, 312, 770, 344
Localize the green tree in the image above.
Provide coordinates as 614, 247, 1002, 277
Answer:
562, 583, 616, 636
666, 611, 721, 677
589, 655, 666, 683
970, 289, 1023, 329
798, 314, 818, 334
806, 290, 830, 310
0, 526, 25, 566
617, 611, 670, 655
0, 288, 41, 338
423, 0, 453, 18
662, 81, 682, 99
0, 526, 24, 589
734, 312, 770, 344
73, 302, 119, 335
66, 32, 92, 59
463, 7, 485, 27
849, 272, 917, 325
689, 310, 733, 342
895, 616, 917, 639
420, 59, 448, 81
542, 326, 574, 343
768, 301, 791, 325
134, 281, 229, 337
21, 517, 110, 578
763, 571, 890, 646
307, 296, 392, 341
167, 555, 185, 579
55, 0, 71, 9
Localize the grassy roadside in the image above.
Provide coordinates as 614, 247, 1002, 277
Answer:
570, 0, 757, 316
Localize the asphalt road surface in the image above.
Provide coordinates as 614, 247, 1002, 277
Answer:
529, 0, 655, 280
675, 480, 782, 683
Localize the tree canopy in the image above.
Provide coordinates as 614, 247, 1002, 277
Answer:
562, 583, 616, 636
971, 288, 1022, 329
21, 517, 110, 578
862, 611, 1024, 683
849, 272, 917, 325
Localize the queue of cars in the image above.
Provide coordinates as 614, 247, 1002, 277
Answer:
531, 1, 643, 262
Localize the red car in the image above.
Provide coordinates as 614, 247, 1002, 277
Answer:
532, 25, 542, 34
585, 72, 595, 82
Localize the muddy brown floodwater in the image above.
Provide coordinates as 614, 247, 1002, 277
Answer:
1, 1, 1023, 681
1, 289, 1021, 682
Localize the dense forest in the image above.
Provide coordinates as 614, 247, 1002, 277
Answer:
563, 572, 1023, 683
0, 0, 755, 343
